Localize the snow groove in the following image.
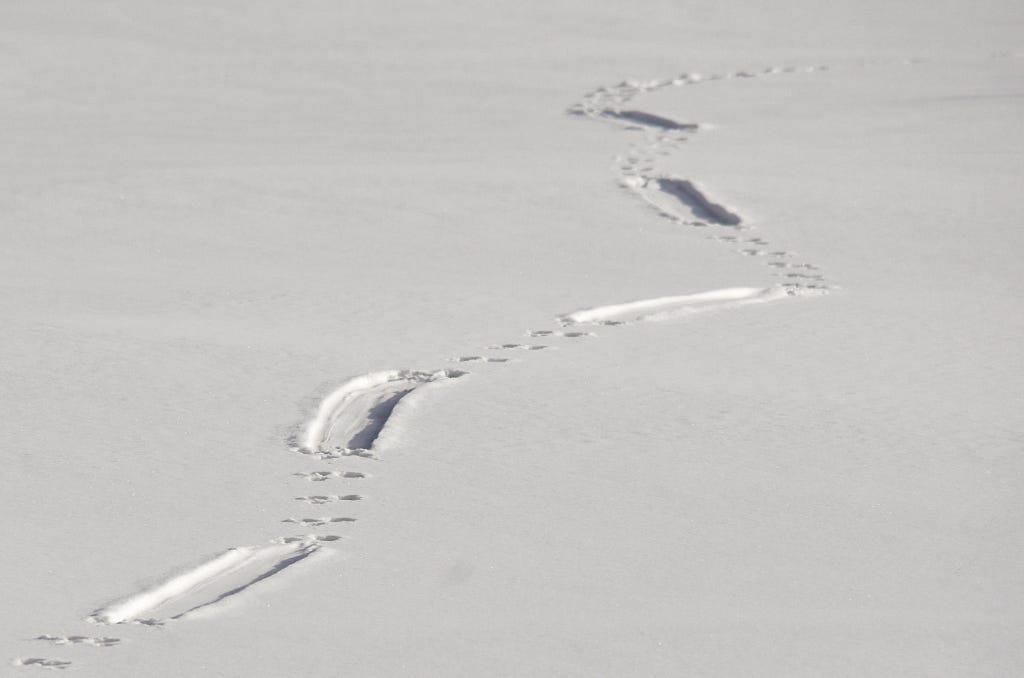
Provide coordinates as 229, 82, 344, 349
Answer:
655, 177, 743, 226
25, 60, 849, 670
297, 369, 466, 457
570, 63, 835, 296
600, 109, 699, 131
86, 541, 321, 625
12, 658, 72, 671
33, 636, 119, 648
558, 286, 797, 326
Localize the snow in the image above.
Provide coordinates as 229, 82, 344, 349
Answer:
2, 1, 1021, 676
87, 541, 322, 625
557, 286, 792, 325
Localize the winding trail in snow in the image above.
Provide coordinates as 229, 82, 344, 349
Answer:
562, 63, 835, 324
296, 369, 466, 458
19, 61, 840, 670
87, 542, 322, 625
558, 286, 793, 326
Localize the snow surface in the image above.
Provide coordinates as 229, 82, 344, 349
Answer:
2, 1, 1022, 676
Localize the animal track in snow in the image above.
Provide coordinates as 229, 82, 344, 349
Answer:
767, 261, 818, 270
86, 541, 321, 625
12, 658, 71, 670
654, 177, 743, 226
781, 281, 829, 291
294, 495, 362, 505
526, 330, 594, 338
776, 272, 824, 280
619, 174, 745, 230
295, 369, 465, 458
282, 517, 355, 527
33, 636, 119, 648
293, 471, 366, 481
486, 343, 548, 351
28, 59, 859, 670
569, 62, 838, 297
447, 356, 511, 363
558, 286, 824, 326
276, 535, 342, 544
312, 447, 376, 460
600, 109, 699, 131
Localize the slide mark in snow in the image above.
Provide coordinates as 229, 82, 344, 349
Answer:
33, 636, 119, 648
620, 175, 744, 228
448, 356, 510, 363
282, 517, 356, 527
558, 286, 820, 326
569, 63, 837, 296
487, 343, 548, 351
12, 658, 71, 670
276, 535, 342, 544
86, 541, 320, 625
21, 60, 864, 670
296, 369, 465, 458
655, 178, 742, 226
600, 109, 699, 131
527, 330, 594, 338
294, 470, 366, 481
294, 494, 362, 504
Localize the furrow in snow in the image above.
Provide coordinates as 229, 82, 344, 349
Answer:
558, 286, 809, 325
653, 177, 743, 226
601, 109, 699, 131
87, 541, 321, 625
299, 369, 465, 455
12, 657, 72, 670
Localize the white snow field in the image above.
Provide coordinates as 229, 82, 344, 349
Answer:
2, 1, 1022, 676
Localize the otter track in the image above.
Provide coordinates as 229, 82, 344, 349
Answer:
20, 62, 839, 670
565, 64, 834, 316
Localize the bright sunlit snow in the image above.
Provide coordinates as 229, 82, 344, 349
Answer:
2, 2, 1022, 676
